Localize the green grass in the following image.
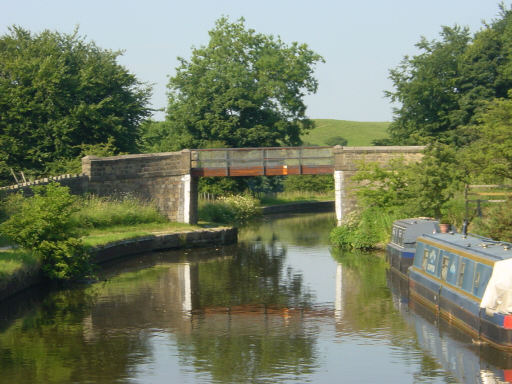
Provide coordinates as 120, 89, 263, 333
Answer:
258, 191, 333, 206
0, 248, 39, 283
81, 222, 201, 247
303, 119, 390, 146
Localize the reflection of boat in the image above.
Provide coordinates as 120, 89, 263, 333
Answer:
388, 269, 512, 384
388, 219, 512, 350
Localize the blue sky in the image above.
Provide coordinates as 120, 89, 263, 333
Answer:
1, 1, 505, 122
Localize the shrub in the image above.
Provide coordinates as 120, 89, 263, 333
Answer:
0, 183, 79, 248
36, 238, 92, 281
471, 198, 512, 241
329, 208, 397, 250
325, 136, 348, 146
199, 195, 259, 224
0, 183, 92, 281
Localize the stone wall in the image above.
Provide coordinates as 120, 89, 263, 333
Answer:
82, 150, 195, 223
333, 146, 425, 221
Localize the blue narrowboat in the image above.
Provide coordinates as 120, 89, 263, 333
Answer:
388, 219, 512, 350
386, 218, 439, 277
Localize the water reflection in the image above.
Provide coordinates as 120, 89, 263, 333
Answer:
1, 212, 510, 383
388, 270, 512, 384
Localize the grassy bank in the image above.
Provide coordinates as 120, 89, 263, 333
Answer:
258, 191, 333, 206
304, 119, 389, 146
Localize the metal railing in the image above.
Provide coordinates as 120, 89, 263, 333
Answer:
191, 146, 334, 176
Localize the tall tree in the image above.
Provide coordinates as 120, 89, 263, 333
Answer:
383, 5, 512, 146
165, 17, 323, 149
0, 26, 151, 184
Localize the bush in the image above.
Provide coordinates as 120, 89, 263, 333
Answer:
199, 195, 259, 224
0, 183, 92, 281
283, 175, 334, 193
36, 238, 92, 281
471, 198, 512, 241
325, 136, 348, 146
329, 208, 397, 250
0, 183, 79, 248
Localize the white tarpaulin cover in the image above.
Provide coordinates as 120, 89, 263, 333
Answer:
480, 258, 512, 313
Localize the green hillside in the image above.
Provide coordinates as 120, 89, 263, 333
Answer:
302, 119, 390, 146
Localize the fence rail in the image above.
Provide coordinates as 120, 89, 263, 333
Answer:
190, 147, 334, 177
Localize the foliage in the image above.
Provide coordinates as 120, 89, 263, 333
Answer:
460, 93, 512, 181
0, 183, 79, 249
0, 183, 92, 281
36, 238, 92, 281
471, 198, 512, 242
44, 138, 121, 175
0, 26, 151, 184
324, 136, 348, 146
282, 174, 333, 193
330, 209, 396, 250
198, 177, 246, 196
199, 195, 259, 224
71, 194, 167, 229
353, 144, 464, 219
385, 6, 512, 146
165, 17, 323, 150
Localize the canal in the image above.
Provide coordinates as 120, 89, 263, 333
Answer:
0, 212, 511, 383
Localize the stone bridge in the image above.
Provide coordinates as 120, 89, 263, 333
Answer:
78, 145, 424, 224
2, 146, 424, 224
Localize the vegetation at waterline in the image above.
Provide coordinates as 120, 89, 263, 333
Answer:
0, 183, 196, 282
332, 5, 512, 249
199, 195, 259, 225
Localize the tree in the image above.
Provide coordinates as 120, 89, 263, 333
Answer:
384, 5, 512, 146
460, 93, 512, 181
165, 17, 323, 150
0, 26, 151, 184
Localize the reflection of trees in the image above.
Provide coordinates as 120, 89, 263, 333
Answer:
240, 212, 336, 246
195, 242, 314, 309
0, 288, 151, 384
332, 249, 456, 382
175, 314, 316, 383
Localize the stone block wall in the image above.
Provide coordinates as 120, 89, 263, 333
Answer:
82, 150, 195, 223
333, 146, 425, 222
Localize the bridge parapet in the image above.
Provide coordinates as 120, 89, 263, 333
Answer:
191, 146, 334, 177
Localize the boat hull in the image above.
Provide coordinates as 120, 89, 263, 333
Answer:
409, 266, 512, 350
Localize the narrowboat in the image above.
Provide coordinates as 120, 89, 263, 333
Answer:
386, 218, 439, 277
388, 219, 512, 350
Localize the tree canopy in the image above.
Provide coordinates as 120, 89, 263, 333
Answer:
383, 5, 512, 146
165, 17, 323, 150
0, 26, 151, 184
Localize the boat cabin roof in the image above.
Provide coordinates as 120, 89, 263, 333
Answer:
419, 233, 512, 263
392, 218, 439, 246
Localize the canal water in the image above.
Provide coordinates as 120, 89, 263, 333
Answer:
0, 212, 511, 383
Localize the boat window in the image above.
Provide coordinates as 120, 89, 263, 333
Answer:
425, 248, 438, 275
446, 253, 459, 286
473, 263, 493, 298
441, 255, 449, 280
422, 249, 428, 271
414, 243, 425, 268
457, 260, 466, 287
461, 260, 475, 293
397, 229, 404, 246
